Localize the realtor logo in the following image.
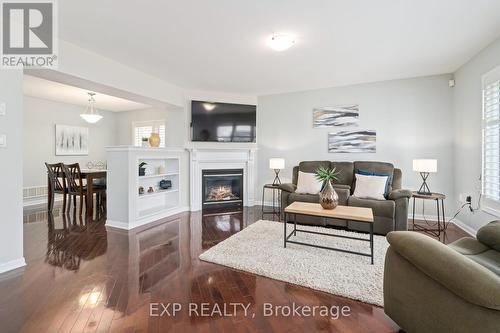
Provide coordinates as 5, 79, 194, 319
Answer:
1, 0, 58, 68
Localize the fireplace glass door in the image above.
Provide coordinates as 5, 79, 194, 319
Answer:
202, 169, 243, 208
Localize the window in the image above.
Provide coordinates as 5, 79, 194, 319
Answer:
482, 67, 500, 213
133, 120, 165, 147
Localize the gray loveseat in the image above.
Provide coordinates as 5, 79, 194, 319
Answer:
279, 161, 412, 235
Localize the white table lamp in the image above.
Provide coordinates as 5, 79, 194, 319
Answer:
413, 159, 437, 195
269, 158, 285, 185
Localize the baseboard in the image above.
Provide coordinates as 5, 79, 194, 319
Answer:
106, 206, 190, 230
23, 195, 62, 207
450, 219, 477, 236
0, 257, 26, 275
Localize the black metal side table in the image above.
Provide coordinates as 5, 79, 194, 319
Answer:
261, 184, 281, 220
411, 191, 447, 237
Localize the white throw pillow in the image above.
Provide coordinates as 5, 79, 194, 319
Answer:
295, 171, 323, 194
353, 173, 388, 200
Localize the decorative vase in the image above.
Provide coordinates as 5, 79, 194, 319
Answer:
149, 133, 161, 147
319, 179, 338, 209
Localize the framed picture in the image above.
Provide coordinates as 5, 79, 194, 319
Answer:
55, 125, 89, 156
328, 130, 376, 153
313, 104, 359, 128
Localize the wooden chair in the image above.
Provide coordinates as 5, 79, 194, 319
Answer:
62, 163, 106, 216
45, 162, 68, 212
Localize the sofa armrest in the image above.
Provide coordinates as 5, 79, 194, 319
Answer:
279, 183, 296, 193
387, 231, 500, 310
388, 189, 412, 200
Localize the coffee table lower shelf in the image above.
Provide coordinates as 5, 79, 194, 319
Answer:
284, 212, 374, 265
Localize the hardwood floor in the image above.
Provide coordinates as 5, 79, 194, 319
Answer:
0, 205, 468, 333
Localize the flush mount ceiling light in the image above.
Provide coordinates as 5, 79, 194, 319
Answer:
80, 92, 103, 123
202, 102, 216, 111
267, 33, 296, 51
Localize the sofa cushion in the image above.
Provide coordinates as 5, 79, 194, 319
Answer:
354, 161, 394, 193
296, 171, 322, 194
449, 237, 490, 255
331, 161, 354, 186
348, 196, 395, 219
477, 220, 500, 251
288, 192, 319, 204
299, 161, 331, 173
466, 250, 500, 277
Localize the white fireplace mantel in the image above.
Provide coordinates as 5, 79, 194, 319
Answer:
187, 147, 257, 211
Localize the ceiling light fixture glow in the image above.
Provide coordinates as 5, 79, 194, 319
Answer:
267, 33, 296, 51
80, 92, 103, 123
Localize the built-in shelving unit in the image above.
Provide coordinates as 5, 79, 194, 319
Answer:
136, 157, 180, 219
106, 146, 185, 230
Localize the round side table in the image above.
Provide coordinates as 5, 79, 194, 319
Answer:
411, 191, 446, 237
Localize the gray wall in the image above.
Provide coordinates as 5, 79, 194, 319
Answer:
0, 71, 24, 271
453, 36, 500, 232
257, 75, 455, 215
23, 96, 118, 188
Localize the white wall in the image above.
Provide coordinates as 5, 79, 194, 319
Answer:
453, 36, 500, 233
23, 96, 118, 188
257, 75, 455, 215
114, 107, 186, 148
0, 71, 25, 273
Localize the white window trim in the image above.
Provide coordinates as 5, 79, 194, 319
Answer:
132, 119, 166, 148
481, 65, 500, 216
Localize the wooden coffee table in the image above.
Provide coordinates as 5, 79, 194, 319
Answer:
283, 202, 375, 264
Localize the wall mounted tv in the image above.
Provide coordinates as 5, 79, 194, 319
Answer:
191, 100, 256, 142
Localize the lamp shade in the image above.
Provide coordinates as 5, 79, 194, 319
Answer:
413, 159, 437, 173
269, 158, 285, 170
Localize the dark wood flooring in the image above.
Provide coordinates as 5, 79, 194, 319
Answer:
0, 205, 468, 333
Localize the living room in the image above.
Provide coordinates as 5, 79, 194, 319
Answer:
0, 1, 499, 332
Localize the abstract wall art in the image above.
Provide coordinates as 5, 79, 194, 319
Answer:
55, 125, 89, 156
328, 130, 376, 153
313, 104, 359, 128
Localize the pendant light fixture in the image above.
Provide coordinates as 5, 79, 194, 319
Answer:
80, 92, 103, 123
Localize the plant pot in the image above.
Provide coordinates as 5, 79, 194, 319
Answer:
319, 179, 338, 209
149, 133, 161, 148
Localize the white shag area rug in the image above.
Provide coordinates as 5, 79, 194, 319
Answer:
199, 220, 389, 306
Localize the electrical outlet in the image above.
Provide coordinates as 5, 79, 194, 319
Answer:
0, 102, 5, 115
0, 135, 6, 147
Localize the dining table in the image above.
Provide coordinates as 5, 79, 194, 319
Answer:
48, 169, 107, 217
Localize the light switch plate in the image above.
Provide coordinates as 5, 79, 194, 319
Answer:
0, 135, 6, 147
0, 102, 5, 116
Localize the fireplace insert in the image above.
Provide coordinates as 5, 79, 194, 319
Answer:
202, 169, 243, 209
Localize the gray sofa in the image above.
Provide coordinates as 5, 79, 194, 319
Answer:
279, 161, 412, 235
384, 221, 500, 332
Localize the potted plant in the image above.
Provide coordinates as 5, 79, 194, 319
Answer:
139, 162, 148, 176
315, 167, 340, 209
141, 137, 149, 147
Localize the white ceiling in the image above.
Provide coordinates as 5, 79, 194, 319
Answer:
59, 0, 500, 95
23, 75, 150, 112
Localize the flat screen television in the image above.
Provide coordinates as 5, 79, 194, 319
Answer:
191, 100, 256, 142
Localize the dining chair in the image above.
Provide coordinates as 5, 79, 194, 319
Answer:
62, 163, 106, 216
45, 162, 68, 212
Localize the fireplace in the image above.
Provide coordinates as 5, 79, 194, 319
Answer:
202, 169, 243, 209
